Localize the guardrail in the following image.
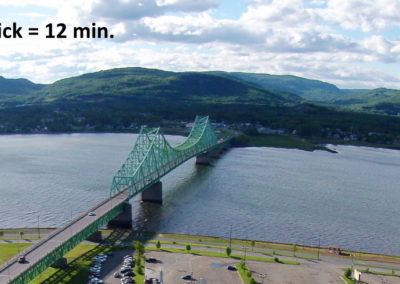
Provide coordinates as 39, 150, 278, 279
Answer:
0, 189, 128, 283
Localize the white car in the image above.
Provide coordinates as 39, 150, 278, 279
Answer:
88, 212, 96, 216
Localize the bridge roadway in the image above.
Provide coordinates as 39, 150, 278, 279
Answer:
0, 188, 130, 284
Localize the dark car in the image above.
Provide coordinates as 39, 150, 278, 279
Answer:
181, 275, 192, 280
145, 257, 157, 263
227, 265, 237, 271
18, 256, 26, 263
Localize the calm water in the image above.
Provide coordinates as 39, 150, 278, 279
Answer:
0, 134, 399, 255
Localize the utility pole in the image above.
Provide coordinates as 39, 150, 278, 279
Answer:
229, 224, 232, 249
37, 215, 41, 239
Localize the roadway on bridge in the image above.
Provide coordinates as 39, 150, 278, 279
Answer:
0, 189, 129, 284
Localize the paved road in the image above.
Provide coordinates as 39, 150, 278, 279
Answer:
0, 189, 129, 284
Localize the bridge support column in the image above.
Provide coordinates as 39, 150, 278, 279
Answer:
196, 152, 211, 165
51, 257, 67, 268
141, 181, 162, 204
87, 231, 103, 242
107, 201, 133, 229
209, 148, 221, 158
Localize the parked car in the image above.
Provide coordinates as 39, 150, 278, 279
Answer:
227, 265, 237, 271
181, 275, 192, 280
146, 257, 157, 263
88, 212, 96, 216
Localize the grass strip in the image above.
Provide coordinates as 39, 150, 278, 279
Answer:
145, 247, 299, 265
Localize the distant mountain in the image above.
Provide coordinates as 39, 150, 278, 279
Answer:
332, 88, 400, 115
210, 71, 348, 102
31, 67, 302, 106
0, 76, 43, 107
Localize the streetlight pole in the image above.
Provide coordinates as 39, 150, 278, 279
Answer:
229, 225, 232, 249
37, 215, 41, 239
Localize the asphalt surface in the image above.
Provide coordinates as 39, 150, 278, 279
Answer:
145, 250, 242, 284
0, 189, 129, 284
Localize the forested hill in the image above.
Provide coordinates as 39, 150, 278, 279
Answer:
211, 71, 347, 102
0, 68, 302, 107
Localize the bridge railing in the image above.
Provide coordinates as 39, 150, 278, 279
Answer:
0, 189, 128, 281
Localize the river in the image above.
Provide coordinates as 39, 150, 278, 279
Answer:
0, 134, 399, 255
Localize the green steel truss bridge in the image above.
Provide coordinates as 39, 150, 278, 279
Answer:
0, 116, 229, 284
110, 115, 218, 198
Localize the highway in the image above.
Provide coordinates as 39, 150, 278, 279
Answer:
0, 188, 130, 284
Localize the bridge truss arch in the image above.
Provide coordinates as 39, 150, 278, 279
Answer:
110, 115, 218, 198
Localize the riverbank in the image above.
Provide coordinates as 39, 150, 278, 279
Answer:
1, 229, 400, 284
2, 228, 400, 265
233, 133, 336, 152
233, 133, 400, 152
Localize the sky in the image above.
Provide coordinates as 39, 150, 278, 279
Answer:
0, 0, 399, 89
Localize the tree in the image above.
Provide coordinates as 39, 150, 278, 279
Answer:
156, 241, 161, 250
226, 247, 232, 257
20, 231, 24, 240
186, 244, 191, 252
251, 240, 255, 251
134, 241, 145, 257
0, 231, 3, 240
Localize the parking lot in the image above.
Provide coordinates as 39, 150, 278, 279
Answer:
247, 260, 343, 284
145, 251, 242, 284
102, 249, 134, 284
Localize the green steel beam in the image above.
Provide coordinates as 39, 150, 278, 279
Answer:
9, 203, 124, 284
110, 115, 218, 198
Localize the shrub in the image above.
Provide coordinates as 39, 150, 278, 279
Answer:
246, 270, 252, 278
249, 278, 257, 284
226, 247, 232, 257
344, 268, 351, 278
274, 257, 280, 263
156, 241, 161, 249
186, 244, 191, 251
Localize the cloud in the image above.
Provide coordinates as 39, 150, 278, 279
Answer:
322, 0, 400, 32
88, 0, 219, 21
0, 0, 400, 89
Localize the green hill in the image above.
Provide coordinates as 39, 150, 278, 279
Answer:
211, 71, 347, 102
0, 76, 41, 95
32, 67, 302, 106
333, 88, 400, 115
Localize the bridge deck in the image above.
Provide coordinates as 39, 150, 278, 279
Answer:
0, 189, 129, 284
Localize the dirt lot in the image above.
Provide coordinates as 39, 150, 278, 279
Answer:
145, 251, 242, 284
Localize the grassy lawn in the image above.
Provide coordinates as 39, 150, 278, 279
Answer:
146, 247, 299, 265
234, 134, 331, 152
29, 244, 97, 284
154, 232, 400, 264
134, 256, 145, 283
0, 243, 32, 265
236, 262, 256, 284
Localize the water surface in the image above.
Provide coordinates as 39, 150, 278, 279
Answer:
0, 134, 398, 255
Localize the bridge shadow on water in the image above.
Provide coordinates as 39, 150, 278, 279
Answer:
38, 229, 128, 284
132, 162, 216, 234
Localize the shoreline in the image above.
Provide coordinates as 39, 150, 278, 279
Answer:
1, 228, 399, 262
1, 131, 399, 152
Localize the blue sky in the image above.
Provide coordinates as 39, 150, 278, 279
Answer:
0, 0, 399, 89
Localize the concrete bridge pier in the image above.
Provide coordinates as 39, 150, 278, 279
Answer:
51, 257, 67, 268
141, 181, 163, 204
107, 201, 133, 229
87, 231, 103, 242
196, 152, 212, 165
